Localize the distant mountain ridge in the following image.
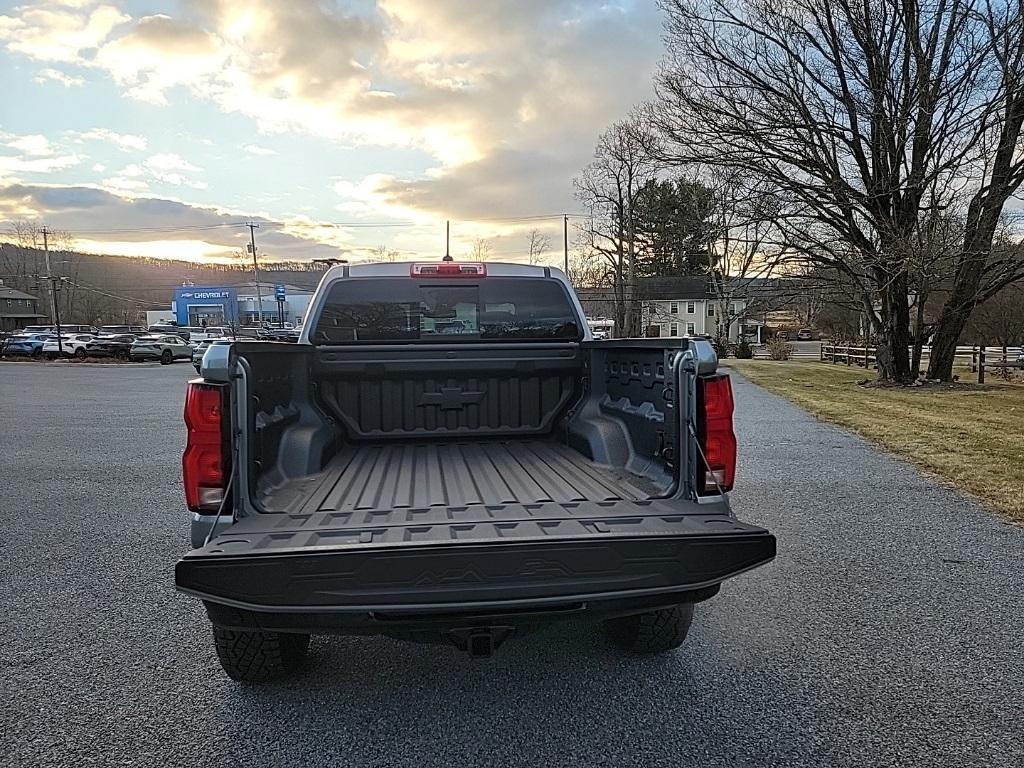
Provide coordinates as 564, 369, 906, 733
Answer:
0, 243, 330, 324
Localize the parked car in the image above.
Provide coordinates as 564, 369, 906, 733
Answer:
148, 324, 189, 341
21, 325, 56, 334
98, 325, 148, 335
796, 328, 815, 341
260, 328, 300, 342
191, 338, 233, 373
42, 334, 95, 359
85, 334, 137, 359
187, 326, 235, 343
54, 324, 98, 334
777, 330, 790, 341
1, 333, 51, 357
176, 261, 776, 682
130, 335, 193, 364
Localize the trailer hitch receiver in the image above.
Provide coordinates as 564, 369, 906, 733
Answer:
447, 626, 515, 658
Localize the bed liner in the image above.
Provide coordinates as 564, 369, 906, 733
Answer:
258, 439, 662, 514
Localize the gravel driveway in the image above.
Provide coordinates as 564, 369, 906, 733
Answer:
1, 363, 1021, 767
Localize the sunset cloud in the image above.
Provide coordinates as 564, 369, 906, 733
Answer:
0, 1, 663, 261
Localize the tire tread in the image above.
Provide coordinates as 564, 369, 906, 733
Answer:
604, 604, 694, 654
212, 627, 309, 682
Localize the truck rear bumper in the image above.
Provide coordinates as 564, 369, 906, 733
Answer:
176, 506, 775, 619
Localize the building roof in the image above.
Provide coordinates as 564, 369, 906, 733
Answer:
637, 275, 788, 300
637, 276, 712, 300
0, 284, 39, 301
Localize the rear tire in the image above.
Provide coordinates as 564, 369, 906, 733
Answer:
160, 349, 173, 365
604, 603, 694, 654
212, 626, 310, 683
73, 347, 86, 359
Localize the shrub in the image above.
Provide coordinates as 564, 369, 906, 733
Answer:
712, 336, 730, 358
733, 339, 754, 359
766, 337, 793, 360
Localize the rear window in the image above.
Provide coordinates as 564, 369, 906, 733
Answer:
313, 277, 581, 344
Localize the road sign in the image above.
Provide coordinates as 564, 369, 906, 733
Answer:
274, 284, 286, 301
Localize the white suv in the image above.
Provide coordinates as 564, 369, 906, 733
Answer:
42, 334, 95, 359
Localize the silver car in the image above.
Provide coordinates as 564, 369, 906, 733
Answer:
130, 335, 193, 364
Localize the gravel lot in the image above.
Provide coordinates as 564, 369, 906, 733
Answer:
2, 362, 1021, 767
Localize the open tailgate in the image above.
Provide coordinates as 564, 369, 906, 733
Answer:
176, 501, 775, 612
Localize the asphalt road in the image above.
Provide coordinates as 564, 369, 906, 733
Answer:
2, 361, 1021, 767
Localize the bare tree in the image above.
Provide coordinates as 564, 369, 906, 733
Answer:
926, 4, 1024, 382
699, 170, 785, 353
469, 238, 493, 261
656, 0, 1024, 382
3, 220, 73, 322
964, 283, 1024, 346
526, 229, 551, 265
566, 246, 611, 289
574, 115, 664, 336
371, 244, 401, 262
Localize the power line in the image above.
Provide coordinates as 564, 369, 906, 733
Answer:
66, 223, 248, 235
1, 213, 591, 237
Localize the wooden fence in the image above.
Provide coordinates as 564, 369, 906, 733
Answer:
821, 345, 877, 367
820, 344, 1023, 381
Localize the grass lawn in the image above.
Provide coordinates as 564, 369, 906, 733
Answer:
727, 360, 1024, 523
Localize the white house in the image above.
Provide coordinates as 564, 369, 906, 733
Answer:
638, 277, 764, 342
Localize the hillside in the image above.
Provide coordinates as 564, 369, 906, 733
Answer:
0, 243, 330, 324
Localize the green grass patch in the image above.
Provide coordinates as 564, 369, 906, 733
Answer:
727, 360, 1024, 523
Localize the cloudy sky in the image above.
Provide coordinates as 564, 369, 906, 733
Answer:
0, 0, 662, 263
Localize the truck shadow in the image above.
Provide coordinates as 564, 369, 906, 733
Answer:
198, 611, 802, 768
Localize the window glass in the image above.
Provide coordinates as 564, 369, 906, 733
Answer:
314, 277, 581, 344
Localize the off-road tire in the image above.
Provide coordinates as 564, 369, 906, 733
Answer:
160, 349, 173, 365
212, 627, 310, 682
604, 603, 695, 654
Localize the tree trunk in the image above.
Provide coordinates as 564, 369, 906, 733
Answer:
926, 298, 972, 380
910, 287, 927, 377
613, 253, 626, 337
926, 224, 994, 380
874, 272, 914, 383
623, 221, 638, 337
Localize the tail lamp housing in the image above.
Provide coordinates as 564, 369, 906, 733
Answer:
183, 381, 229, 512
697, 373, 737, 495
411, 262, 486, 277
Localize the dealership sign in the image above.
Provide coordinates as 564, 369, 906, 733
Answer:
173, 285, 240, 326
179, 290, 233, 300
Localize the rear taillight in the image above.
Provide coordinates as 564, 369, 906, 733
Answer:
698, 374, 737, 494
183, 381, 229, 512
411, 262, 486, 277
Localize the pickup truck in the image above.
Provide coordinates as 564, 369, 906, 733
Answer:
175, 261, 775, 682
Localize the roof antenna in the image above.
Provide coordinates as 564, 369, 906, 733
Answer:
443, 219, 453, 261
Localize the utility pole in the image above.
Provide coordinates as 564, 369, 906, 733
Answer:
247, 223, 264, 327
563, 214, 569, 274
51, 276, 64, 356
41, 226, 64, 355
41, 226, 56, 325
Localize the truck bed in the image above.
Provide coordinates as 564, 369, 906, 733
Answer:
258, 439, 661, 514
180, 439, 775, 613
